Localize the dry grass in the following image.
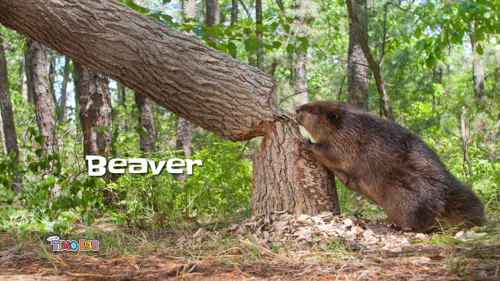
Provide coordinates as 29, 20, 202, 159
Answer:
1, 212, 499, 280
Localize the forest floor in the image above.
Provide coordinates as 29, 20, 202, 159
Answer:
1, 212, 499, 280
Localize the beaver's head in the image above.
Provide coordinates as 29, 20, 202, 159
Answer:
295, 101, 346, 141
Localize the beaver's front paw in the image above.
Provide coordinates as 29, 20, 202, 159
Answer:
299, 136, 313, 150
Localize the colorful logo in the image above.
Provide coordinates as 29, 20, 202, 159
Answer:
47, 236, 99, 251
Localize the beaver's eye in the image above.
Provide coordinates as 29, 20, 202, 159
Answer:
310, 110, 315, 114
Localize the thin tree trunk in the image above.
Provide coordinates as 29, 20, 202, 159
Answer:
460, 107, 473, 177
292, 1, 307, 105
48, 51, 58, 106
345, 0, 394, 120
0, 30, 22, 195
295, 50, 308, 105
230, 0, 238, 59
256, 0, 264, 70
27, 39, 59, 156
469, 21, 486, 109
57, 56, 70, 123
206, 0, 219, 44
135, 91, 156, 153
0, 0, 341, 216
24, 46, 33, 105
0, 110, 5, 155
119, 84, 126, 108
18, 42, 28, 103
347, 0, 368, 111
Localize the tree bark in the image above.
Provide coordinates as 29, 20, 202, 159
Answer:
345, 0, 394, 120
347, 0, 368, 111
469, 21, 486, 109
27, 39, 60, 156
73, 61, 113, 158
57, 56, 71, 123
252, 122, 340, 215
256, 0, 264, 71
230, 0, 238, 59
206, 0, 219, 44
0, 30, 22, 195
135, 91, 156, 153
0, 0, 341, 216
18, 42, 28, 103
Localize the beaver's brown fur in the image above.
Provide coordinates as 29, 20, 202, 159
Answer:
296, 101, 484, 233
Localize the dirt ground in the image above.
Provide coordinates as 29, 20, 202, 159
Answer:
1, 213, 499, 280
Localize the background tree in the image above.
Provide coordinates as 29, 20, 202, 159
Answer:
0, 29, 21, 195
27, 39, 59, 156
347, 0, 368, 111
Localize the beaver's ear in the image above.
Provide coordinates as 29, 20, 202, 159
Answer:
329, 113, 339, 124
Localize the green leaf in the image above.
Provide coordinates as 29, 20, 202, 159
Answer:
270, 22, 278, 31
286, 43, 295, 52
218, 42, 227, 53
476, 43, 483, 55
227, 42, 237, 55
458, 2, 468, 16
162, 0, 171, 4
286, 17, 294, 24
272, 41, 282, 49
35, 149, 44, 158
256, 24, 266, 32
414, 27, 422, 39
425, 54, 436, 68
283, 24, 290, 33
161, 14, 173, 23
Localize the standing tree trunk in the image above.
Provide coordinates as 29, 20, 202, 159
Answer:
230, 0, 238, 59
18, 41, 28, 103
27, 39, 59, 156
57, 56, 70, 123
0, 110, 5, 155
347, 0, 368, 111
255, 0, 264, 70
0, 30, 22, 195
73, 61, 113, 158
345, 0, 394, 120
293, 1, 308, 105
0, 0, 341, 216
206, 0, 219, 44
74, 61, 114, 201
469, 21, 486, 109
24, 45, 34, 105
135, 90, 156, 153
48, 51, 58, 105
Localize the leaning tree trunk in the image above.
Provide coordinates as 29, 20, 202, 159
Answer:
347, 0, 368, 111
27, 39, 60, 156
0, 0, 341, 216
0, 30, 22, 195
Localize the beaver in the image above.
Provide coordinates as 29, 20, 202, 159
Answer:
296, 101, 484, 233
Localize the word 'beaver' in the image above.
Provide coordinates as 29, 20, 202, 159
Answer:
296, 101, 484, 233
